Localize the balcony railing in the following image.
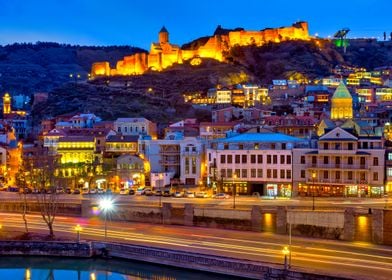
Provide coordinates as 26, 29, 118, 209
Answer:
306, 164, 368, 170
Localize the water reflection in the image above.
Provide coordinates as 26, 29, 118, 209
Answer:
0, 256, 246, 280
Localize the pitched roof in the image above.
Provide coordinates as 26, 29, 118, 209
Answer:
106, 135, 139, 143
160, 26, 168, 33
215, 132, 304, 143
332, 82, 352, 99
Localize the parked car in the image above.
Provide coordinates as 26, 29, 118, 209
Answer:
184, 191, 195, 198
73, 188, 81, 195
97, 188, 105, 194
32, 188, 40, 194
128, 189, 135, 195
144, 188, 153, 196
154, 190, 162, 196
8, 186, 19, 192
82, 187, 89, 195
65, 187, 72, 194
173, 191, 184, 198
213, 193, 230, 199
195, 191, 209, 198
55, 187, 64, 194
135, 187, 145, 195
162, 190, 171, 197
119, 188, 129, 195
89, 188, 97, 194
21, 187, 33, 194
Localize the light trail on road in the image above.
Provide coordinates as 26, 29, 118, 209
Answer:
1, 213, 391, 279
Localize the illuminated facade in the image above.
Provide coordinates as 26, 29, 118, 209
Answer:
293, 127, 385, 197
330, 82, 353, 120
3, 93, 11, 115
91, 22, 309, 77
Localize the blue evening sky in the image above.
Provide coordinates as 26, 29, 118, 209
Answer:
0, 0, 390, 49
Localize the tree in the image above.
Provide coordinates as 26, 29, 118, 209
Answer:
19, 145, 60, 239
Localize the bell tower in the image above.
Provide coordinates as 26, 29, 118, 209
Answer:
159, 26, 169, 44
3, 93, 11, 115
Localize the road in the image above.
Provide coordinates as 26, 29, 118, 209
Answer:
1, 213, 391, 280
0, 191, 391, 209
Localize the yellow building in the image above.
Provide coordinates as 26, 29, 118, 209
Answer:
331, 82, 353, 120
3, 93, 11, 115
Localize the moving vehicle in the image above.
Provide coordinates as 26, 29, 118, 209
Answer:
195, 191, 209, 198
213, 193, 230, 199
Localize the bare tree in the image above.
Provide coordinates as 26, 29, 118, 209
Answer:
19, 145, 60, 239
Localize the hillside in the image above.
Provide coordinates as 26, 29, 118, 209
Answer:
0, 42, 146, 94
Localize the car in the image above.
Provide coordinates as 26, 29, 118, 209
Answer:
173, 191, 184, 198
184, 191, 195, 198
65, 187, 72, 194
128, 189, 135, 195
55, 187, 64, 194
154, 190, 162, 196
8, 186, 19, 192
97, 188, 105, 194
89, 188, 97, 194
73, 188, 81, 194
20, 187, 33, 194
32, 188, 40, 194
195, 191, 209, 198
213, 193, 230, 199
135, 187, 145, 195
144, 188, 153, 196
82, 187, 89, 195
162, 190, 171, 197
119, 188, 129, 195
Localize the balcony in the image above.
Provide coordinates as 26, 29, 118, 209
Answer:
159, 160, 180, 165
306, 178, 368, 185
306, 164, 368, 170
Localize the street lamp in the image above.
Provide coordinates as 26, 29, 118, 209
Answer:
99, 198, 114, 241
282, 246, 290, 270
312, 171, 316, 211
232, 174, 237, 209
74, 224, 82, 243
158, 173, 163, 207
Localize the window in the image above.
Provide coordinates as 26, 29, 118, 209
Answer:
117, 127, 121, 133
323, 156, 329, 164
273, 155, 277, 164
271, 143, 276, 149
300, 156, 305, 164
300, 170, 305, 178
280, 169, 285, 179
124, 127, 128, 132
336, 171, 341, 180
286, 170, 291, 179
224, 144, 229, 150
373, 157, 379, 166
287, 155, 291, 164
387, 167, 392, 177
267, 169, 271, 178
251, 169, 256, 178
323, 170, 328, 179
254, 143, 259, 150
239, 144, 244, 150
251, 155, 256, 164
220, 155, 226, 164
221, 169, 226, 178
360, 172, 366, 181
242, 169, 247, 178
235, 169, 240, 178
388, 153, 392, 161
227, 155, 232, 164
227, 169, 232, 178
335, 157, 340, 165
360, 157, 365, 166
348, 157, 353, 165
373, 172, 378, 181
280, 155, 285, 164
273, 169, 278, 178
323, 142, 328, 150
348, 171, 353, 180
257, 169, 263, 178
257, 155, 263, 164
242, 155, 247, 164
208, 153, 211, 161
312, 156, 317, 164
282, 143, 286, 150
335, 143, 341, 150
235, 155, 240, 164
348, 143, 353, 150
267, 155, 271, 164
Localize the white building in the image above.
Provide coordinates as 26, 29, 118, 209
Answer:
207, 132, 305, 197
114, 117, 157, 139
293, 127, 385, 197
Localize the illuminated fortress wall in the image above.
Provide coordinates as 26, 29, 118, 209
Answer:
91, 22, 309, 77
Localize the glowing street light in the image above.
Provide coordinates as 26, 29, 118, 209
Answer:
74, 224, 82, 243
99, 198, 114, 241
232, 174, 237, 209
282, 246, 290, 270
312, 171, 316, 211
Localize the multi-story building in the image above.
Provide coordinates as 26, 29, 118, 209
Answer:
114, 117, 157, 139
207, 132, 305, 197
138, 133, 204, 187
293, 126, 385, 197
199, 122, 238, 140
105, 135, 139, 155
263, 115, 317, 138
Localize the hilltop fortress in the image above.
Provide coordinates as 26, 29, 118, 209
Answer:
91, 21, 309, 77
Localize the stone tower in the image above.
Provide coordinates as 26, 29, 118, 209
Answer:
3, 93, 11, 115
159, 26, 169, 44
331, 82, 353, 120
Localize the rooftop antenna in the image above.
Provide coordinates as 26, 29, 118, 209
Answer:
334, 28, 350, 53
